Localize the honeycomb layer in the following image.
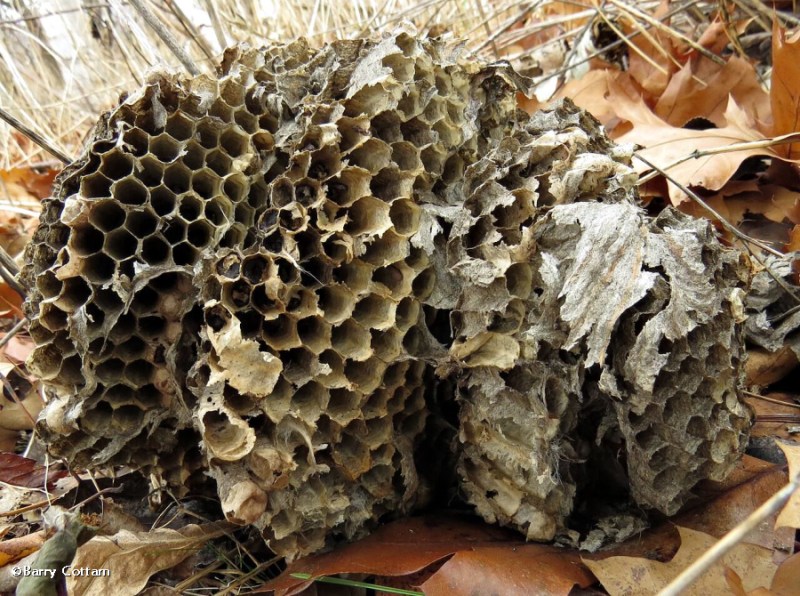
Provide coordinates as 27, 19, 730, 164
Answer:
23, 33, 461, 557
22, 30, 752, 557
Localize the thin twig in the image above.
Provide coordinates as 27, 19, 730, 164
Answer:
0, 262, 25, 298
744, 390, 800, 410
529, 0, 699, 87
608, 0, 726, 65
633, 153, 786, 259
0, 244, 20, 277
757, 414, 800, 423
127, 0, 200, 76
163, 0, 216, 62
0, 319, 28, 350
635, 153, 800, 310
0, 107, 71, 165
201, 0, 228, 53
0, 499, 55, 517
637, 132, 800, 184
658, 475, 800, 595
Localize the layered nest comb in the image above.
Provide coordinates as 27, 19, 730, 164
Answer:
21, 30, 753, 559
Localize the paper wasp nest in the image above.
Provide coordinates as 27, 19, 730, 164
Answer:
22, 30, 752, 557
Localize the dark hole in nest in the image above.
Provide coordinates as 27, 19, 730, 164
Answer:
205, 305, 228, 332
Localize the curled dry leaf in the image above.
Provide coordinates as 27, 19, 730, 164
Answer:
0, 530, 47, 567
583, 526, 777, 596
775, 440, 800, 530
745, 348, 799, 387
262, 515, 593, 596
747, 392, 800, 441
771, 23, 800, 159
610, 79, 784, 205
0, 452, 67, 489
419, 545, 594, 596
654, 55, 769, 128
66, 522, 231, 596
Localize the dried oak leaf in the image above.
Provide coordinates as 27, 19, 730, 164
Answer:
419, 545, 594, 596
0, 531, 47, 567
583, 457, 792, 565
775, 440, 800, 530
262, 515, 593, 596
621, 4, 680, 101
726, 553, 800, 596
0, 453, 66, 489
654, 55, 769, 128
769, 553, 800, 596
66, 522, 231, 596
583, 526, 777, 596
771, 23, 800, 159
609, 80, 782, 205
0, 168, 57, 202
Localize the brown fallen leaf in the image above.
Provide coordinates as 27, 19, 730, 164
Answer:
0, 530, 47, 567
0, 167, 57, 202
747, 392, 800, 441
679, 460, 794, 557
745, 348, 799, 387
0, 284, 23, 319
654, 55, 769, 128
621, 4, 680, 102
555, 69, 622, 129
260, 514, 592, 596
775, 440, 800, 530
724, 566, 774, 596
769, 552, 800, 596
771, 22, 800, 159
725, 552, 800, 596
67, 522, 232, 596
419, 544, 594, 596
1, 333, 34, 364
0, 453, 67, 489
609, 80, 786, 205
583, 526, 777, 596
584, 458, 792, 566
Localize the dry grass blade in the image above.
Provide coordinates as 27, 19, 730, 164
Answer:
744, 391, 800, 411
200, 0, 228, 52
0, 319, 27, 349
637, 132, 800, 184
608, 0, 725, 65
0, 107, 71, 164
633, 153, 784, 259
634, 153, 800, 311
127, 0, 200, 75
162, 0, 216, 61
657, 478, 799, 595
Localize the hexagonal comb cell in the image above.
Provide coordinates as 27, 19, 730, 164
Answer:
21, 30, 751, 563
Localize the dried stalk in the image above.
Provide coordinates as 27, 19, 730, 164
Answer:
127, 0, 200, 75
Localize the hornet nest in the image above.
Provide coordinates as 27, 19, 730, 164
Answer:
21, 30, 752, 559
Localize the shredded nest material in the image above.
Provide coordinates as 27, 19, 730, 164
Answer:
21, 29, 752, 559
